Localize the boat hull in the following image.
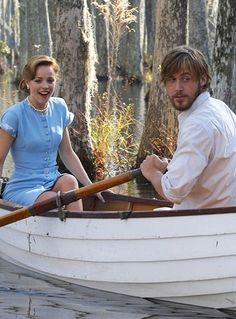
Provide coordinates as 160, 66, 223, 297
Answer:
1, 196, 236, 309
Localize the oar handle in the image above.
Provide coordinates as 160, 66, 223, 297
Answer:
0, 168, 142, 227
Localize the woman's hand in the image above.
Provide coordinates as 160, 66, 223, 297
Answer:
95, 192, 105, 203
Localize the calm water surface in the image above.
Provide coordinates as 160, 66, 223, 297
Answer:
0, 81, 236, 319
1, 258, 235, 319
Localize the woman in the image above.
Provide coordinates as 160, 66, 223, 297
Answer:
0, 55, 103, 211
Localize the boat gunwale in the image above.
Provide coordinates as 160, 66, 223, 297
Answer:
37, 206, 236, 219
1, 191, 236, 219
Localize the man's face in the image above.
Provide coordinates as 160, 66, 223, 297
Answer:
165, 69, 206, 111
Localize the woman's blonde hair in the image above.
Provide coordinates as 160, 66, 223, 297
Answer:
19, 55, 60, 92
160, 46, 211, 90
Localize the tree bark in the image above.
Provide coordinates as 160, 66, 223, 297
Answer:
48, 0, 57, 55
145, 0, 157, 56
188, 0, 210, 64
137, 0, 188, 164
19, 0, 52, 72
88, 0, 108, 80
0, 0, 19, 71
212, 0, 236, 112
206, 0, 219, 65
118, 0, 144, 81
18, 0, 28, 72
55, 0, 97, 177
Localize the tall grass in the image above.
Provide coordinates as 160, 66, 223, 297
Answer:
90, 93, 139, 180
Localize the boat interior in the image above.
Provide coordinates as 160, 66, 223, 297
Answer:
1, 178, 236, 220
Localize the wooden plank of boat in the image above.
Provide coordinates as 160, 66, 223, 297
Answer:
1, 193, 236, 310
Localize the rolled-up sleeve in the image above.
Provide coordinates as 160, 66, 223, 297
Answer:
161, 121, 213, 204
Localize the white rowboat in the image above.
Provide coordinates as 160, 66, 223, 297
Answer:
1, 192, 236, 310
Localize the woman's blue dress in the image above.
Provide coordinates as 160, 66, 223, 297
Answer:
0, 97, 74, 206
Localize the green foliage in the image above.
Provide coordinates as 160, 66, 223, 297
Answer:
0, 41, 10, 56
90, 93, 139, 179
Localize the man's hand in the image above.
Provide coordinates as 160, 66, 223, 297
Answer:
140, 154, 168, 182
140, 154, 169, 200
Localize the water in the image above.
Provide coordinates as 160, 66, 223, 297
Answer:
1, 81, 236, 318
1, 258, 235, 319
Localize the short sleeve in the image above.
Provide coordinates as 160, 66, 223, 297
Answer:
64, 107, 74, 127
0, 108, 18, 138
57, 98, 74, 128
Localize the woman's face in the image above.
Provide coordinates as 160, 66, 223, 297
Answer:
27, 64, 56, 108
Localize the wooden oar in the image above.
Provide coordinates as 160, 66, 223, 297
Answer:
0, 168, 142, 227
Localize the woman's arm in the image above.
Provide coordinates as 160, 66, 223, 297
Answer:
58, 128, 92, 186
0, 129, 14, 177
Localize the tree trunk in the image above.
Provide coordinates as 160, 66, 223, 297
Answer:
145, 0, 157, 56
88, 0, 108, 80
55, 0, 97, 177
18, 0, 28, 72
0, 0, 19, 71
212, 0, 236, 112
137, 0, 187, 164
19, 0, 52, 72
48, 0, 57, 55
118, 0, 144, 81
188, 0, 210, 64
206, 0, 219, 65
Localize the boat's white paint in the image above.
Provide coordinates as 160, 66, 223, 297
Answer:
1, 207, 236, 309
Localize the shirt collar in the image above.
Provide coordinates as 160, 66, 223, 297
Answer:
178, 91, 210, 124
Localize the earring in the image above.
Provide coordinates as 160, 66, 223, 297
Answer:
26, 84, 29, 90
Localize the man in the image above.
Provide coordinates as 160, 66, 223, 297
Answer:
140, 46, 236, 209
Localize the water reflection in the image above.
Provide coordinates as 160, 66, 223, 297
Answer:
1, 258, 235, 319
98, 80, 148, 124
